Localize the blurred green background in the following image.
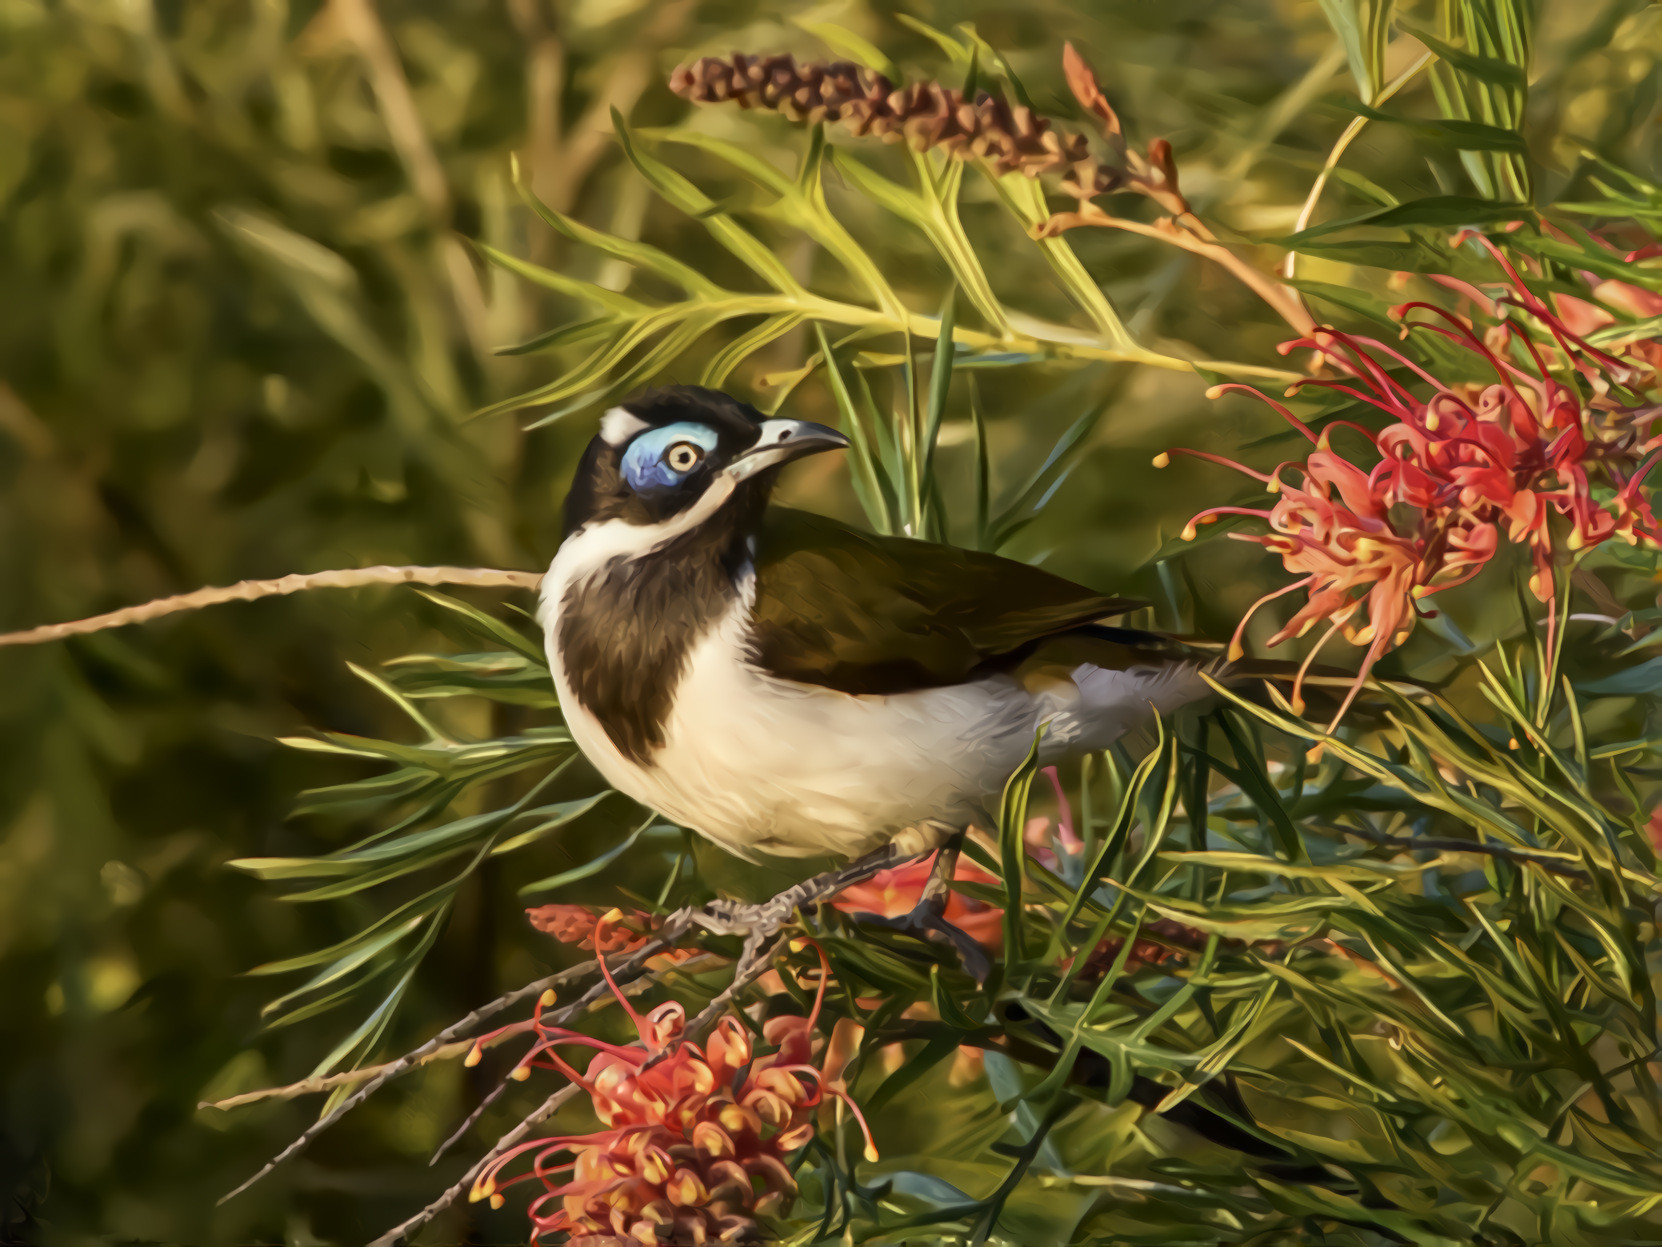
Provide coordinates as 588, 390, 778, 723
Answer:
2, 0, 1659, 1242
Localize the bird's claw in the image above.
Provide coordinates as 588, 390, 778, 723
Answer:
851, 900, 992, 985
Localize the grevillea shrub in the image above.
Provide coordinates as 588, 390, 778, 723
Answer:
1164, 231, 1662, 720
468, 920, 874, 1245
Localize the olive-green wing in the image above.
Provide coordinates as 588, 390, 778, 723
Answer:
748, 508, 1146, 694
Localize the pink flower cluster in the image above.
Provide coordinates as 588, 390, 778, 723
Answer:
1166, 232, 1662, 720
470, 920, 873, 1245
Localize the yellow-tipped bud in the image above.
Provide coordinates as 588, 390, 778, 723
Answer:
864, 1144, 881, 1163
601, 907, 625, 924
1204, 385, 1226, 400
1227, 641, 1245, 662
1180, 523, 1198, 542
1152, 452, 1171, 468
788, 936, 810, 953
539, 988, 558, 1008
463, 1044, 482, 1068
1507, 738, 1520, 751
1290, 697, 1307, 716
489, 1193, 505, 1210
1411, 585, 1430, 598
510, 1064, 532, 1081
1425, 414, 1440, 432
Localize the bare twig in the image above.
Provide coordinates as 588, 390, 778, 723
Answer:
204, 951, 722, 1117
679, 933, 787, 1046
217, 941, 666, 1206
368, 1084, 580, 1247
199, 1040, 473, 1111
426, 949, 722, 1165
0, 565, 542, 649
225, 850, 913, 1207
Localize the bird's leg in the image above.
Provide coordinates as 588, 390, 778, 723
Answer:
845, 824, 993, 984
640, 846, 910, 1065
676, 840, 908, 944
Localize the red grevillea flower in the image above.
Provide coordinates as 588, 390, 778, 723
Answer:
469, 917, 875, 1245
1163, 231, 1662, 723
526, 904, 661, 953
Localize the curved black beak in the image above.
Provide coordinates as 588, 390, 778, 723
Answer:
726, 419, 850, 482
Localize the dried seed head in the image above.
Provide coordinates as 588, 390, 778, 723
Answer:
671, 52, 1128, 201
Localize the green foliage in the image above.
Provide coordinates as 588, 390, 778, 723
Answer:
776, 652, 1662, 1244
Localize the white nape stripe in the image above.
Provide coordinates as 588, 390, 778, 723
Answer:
598, 406, 650, 446
536, 473, 737, 626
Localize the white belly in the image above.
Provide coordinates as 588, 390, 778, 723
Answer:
542, 547, 1204, 861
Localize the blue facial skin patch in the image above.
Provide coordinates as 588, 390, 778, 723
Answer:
621, 421, 720, 492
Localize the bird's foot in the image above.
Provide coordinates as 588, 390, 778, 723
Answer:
669, 841, 909, 945
843, 831, 992, 984
856, 900, 992, 985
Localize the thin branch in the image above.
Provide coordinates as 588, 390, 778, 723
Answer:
1039, 206, 1315, 335
217, 939, 671, 1206
426, 950, 722, 1165
225, 851, 909, 1205
1345, 825, 1590, 880
200, 1040, 473, 1111
0, 566, 542, 649
368, 1084, 580, 1247
679, 933, 787, 1046
201, 955, 721, 1114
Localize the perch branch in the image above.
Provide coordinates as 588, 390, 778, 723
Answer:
0, 566, 543, 649
426, 949, 722, 1164
201, 955, 724, 1115
1343, 825, 1591, 880
225, 850, 911, 1203
199, 1041, 472, 1111
368, 1084, 580, 1247
217, 938, 672, 1205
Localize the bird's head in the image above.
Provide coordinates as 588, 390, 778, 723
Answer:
561, 386, 848, 540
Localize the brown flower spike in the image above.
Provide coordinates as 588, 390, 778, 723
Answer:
670, 50, 1145, 202
672, 47, 1313, 334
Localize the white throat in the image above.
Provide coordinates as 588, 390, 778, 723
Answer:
537, 474, 738, 624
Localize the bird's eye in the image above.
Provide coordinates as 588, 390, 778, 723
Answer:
665, 442, 704, 473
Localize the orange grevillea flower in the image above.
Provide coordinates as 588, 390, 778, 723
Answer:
1166, 231, 1662, 723
525, 904, 699, 969
469, 918, 875, 1245
526, 904, 660, 953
